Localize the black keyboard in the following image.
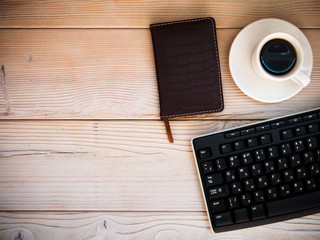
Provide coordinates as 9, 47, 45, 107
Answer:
192, 108, 320, 232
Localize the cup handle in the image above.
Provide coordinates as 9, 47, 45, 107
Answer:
292, 71, 310, 88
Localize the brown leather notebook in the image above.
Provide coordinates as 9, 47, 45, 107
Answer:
150, 17, 224, 142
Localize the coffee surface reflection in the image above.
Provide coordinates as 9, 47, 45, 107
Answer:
260, 39, 297, 75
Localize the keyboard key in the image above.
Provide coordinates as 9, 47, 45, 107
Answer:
225, 170, 236, 182
234, 140, 246, 151
303, 113, 318, 121
288, 117, 302, 124
211, 199, 226, 213
254, 149, 266, 161
281, 129, 293, 139
256, 124, 270, 132
303, 152, 315, 164
234, 208, 249, 223
228, 196, 239, 209
231, 182, 242, 194
242, 152, 253, 165
267, 187, 278, 200
251, 164, 262, 176
257, 176, 268, 188
208, 185, 230, 200
201, 162, 214, 175
295, 126, 306, 137
241, 128, 255, 136
198, 148, 212, 159
271, 121, 285, 128
307, 137, 318, 150
254, 191, 265, 203
250, 204, 266, 220
260, 134, 272, 145
270, 173, 281, 185
283, 170, 294, 183
279, 184, 291, 197
296, 167, 307, 179
244, 179, 255, 191
280, 143, 292, 155
310, 164, 320, 176
220, 143, 232, 154
229, 155, 240, 168
264, 161, 276, 173
247, 137, 259, 148
215, 158, 227, 171
213, 212, 233, 227
293, 140, 305, 152
308, 123, 319, 133
290, 154, 302, 167
267, 192, 320, 217
293, 181, 304, 194
240, 194, 252, 206
316, 149, 320, 161
306, 178, 317, 191
225, 131, 240, 139
205, 173, 223, 187
277, 158, 288, 170
238, 167, 249, 180
267, 146, 279, 158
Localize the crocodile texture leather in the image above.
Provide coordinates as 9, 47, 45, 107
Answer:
150, 17, 224, 120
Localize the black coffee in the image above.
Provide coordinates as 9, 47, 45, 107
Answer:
260, 39, 297, 75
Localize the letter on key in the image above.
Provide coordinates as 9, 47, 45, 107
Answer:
213, 212, 233, 226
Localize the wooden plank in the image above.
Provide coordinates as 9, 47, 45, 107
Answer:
0, 212, 319, 240
0, 120, 252, 211
0, 29, 319, 120
0, 0, 320, 28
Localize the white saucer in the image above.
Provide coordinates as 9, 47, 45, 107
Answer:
229, 18, 313, 103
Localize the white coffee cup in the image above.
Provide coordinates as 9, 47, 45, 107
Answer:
251, 32, 310, 88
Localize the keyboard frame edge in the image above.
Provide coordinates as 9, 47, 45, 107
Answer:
191, 107, 320, 233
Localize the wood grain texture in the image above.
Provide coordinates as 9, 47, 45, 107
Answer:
0, 29, 319, 120
0, 212, 319, 240
0, 120, 252, 211
0, 0, 320, 28
1, 1, 320, 238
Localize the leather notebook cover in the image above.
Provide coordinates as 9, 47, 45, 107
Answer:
150, 17, 224, 142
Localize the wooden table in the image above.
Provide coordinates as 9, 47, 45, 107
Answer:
0, 1, 320, 239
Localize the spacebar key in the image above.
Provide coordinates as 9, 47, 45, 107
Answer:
267, 192, 320, 217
